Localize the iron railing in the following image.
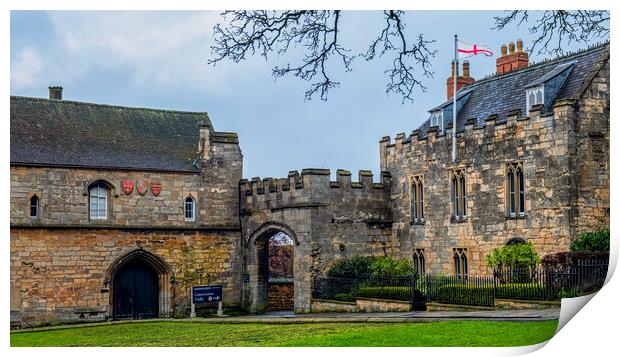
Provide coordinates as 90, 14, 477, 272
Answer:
311, 258, 609, 308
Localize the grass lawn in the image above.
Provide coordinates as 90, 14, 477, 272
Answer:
11, 320, 559, 347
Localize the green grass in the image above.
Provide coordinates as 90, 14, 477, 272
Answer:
11, 320, 558, 347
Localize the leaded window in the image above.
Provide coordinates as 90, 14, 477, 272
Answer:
451, 169, 467, 221
184, 196, 195, 221
506, 162, 525, 217
30, 195, 39, 219
411, 175, 424, 223
413, 249, 426, 274
453, 248, 468, 279
89, 184, 108, 220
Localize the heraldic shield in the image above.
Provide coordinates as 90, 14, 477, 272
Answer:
150, 182, 161, 196
122, 180, 134, 195
136, 180, 149, 195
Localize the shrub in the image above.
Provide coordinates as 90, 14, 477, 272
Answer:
542, 251, 609, 270
369, 256, 415, 277
486, 242, 541, 270
326, 256, 374, 278
495, 283, 547, 300
570, 231, 610, 252
332, 293, 355, 302
435, 284, 494, 306
357, 286, 423, 302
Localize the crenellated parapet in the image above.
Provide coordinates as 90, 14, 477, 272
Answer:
379, 100, 576, 170
240, 168, 391, 196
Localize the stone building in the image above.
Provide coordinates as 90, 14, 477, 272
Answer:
10, 41, 609, 327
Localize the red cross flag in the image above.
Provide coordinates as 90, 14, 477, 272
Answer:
457, 40, 493, 60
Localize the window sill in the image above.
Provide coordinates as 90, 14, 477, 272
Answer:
411, 220, 426, 226
450, 217, 468, 224
505, 215, 526, 220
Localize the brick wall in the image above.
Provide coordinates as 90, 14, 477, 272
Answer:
267, 281, 294, 311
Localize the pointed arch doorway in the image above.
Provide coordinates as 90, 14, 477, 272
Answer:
107, 248, 173, 320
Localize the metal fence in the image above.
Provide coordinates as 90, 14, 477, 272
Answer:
312, 258, 608, 308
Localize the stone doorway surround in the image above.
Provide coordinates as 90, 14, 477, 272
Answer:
104, 248, 174, 319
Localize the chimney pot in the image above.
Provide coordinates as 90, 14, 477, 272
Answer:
48, 86, 63, 100
516, 39, 524, 52
462, 60, 470, 77
508, 41, 516, 54
501, 44, 507, 56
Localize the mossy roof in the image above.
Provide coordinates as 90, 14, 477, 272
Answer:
10, 96, 213, 172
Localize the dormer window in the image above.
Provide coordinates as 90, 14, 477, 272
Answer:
525, 85, 544, 116
430, 111, 444, 132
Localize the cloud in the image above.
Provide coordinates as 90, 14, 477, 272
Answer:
11, 47, 45, 90
37, 11, 259, 93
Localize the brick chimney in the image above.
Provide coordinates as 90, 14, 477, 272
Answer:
447, 60, 475, 100
496, 39, 529, 75
48, 86, 63, 100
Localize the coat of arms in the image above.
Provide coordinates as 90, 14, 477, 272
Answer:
150, 182, 162, 196
136, 180, 149, 195
121, 180, 134, 195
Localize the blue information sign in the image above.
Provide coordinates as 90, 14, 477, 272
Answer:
192, 285, 223, 304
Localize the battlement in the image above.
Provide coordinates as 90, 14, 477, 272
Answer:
240, 168, 392, 196
379, 100, 576, 170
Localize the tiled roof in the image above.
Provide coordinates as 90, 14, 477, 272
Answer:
412, 42, 609, 140
10, 96, 213, 172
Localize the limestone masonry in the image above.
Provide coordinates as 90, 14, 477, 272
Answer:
10, 41, 609, 327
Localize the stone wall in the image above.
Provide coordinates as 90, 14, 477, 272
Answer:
239, 168, 395, 313
10, 227, 241, 327
267, 281, 294, 311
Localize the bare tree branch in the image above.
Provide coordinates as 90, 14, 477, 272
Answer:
493, 10, 609, 56
364, 10, 437, 103
209, 10, 436, 103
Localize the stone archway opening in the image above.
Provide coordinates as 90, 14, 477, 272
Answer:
266, 232, 295, 311
247, 223, 298, 314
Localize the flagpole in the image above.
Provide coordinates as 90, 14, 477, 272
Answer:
452, 34, 458, 162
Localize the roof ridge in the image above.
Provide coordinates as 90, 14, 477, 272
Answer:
468, 41, 609, 89
10, 95, 210, 117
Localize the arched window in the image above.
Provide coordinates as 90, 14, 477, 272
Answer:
528, 92, 535, 107
411, 175, 424, 224
89, 183, 108, 220
451, 169, 467, 221
453, 248, 468, 279
536, 89, 543, 103
413, 249, 425, 274
184, 196, 195, 221
506, 163, 525, 217
30, 195, 39, 219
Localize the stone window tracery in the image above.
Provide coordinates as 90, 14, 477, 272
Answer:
413, 249, 425, 274
451, 169, 467, 221
411, 175, 425, 224
453, 248, 468, 279
506, 162, 525, 217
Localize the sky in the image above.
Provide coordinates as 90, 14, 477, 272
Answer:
10, 10, 607, 180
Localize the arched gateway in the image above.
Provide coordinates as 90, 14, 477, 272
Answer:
106, 248, 173, 319
246, 222, 299, 313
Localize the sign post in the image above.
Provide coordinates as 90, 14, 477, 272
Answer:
191, 284, 224, 317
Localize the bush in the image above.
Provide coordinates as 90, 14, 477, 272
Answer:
357, 286, 411, 301
486, 242, 541, 270
542, 251, 609, 270
570, 231, 610, 252
369, 256, 415, 277
326, 256, 374, 278
495, 283, 547, 300
332, 293, 355, 302
435, 284, 494, 306
326, 255, 415, 278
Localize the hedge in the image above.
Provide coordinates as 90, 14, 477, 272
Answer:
357, 286, 411, 301
435, 284, 494, 306
495, 283, 547, 300
542, 251, 609, 270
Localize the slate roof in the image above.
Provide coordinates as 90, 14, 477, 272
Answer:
10, 96, 213, 172
411, 42, 609, 140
